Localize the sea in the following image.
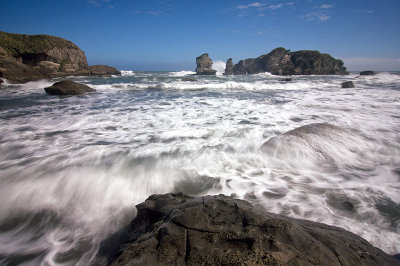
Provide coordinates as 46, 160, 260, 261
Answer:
0, 70, 399, 265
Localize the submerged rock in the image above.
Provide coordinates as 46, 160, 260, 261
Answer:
360, 70, 375, 76
44, 80, 95, 95
107, 193, 399, 265
224, 47, 348, 76
181, 77, 197, 82
195, 53, 217, 75
342, 81, 355, 88
261, 123, 364, 164
89, 65, 121, 76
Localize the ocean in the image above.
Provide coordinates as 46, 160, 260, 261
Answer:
0, 70, 399, 265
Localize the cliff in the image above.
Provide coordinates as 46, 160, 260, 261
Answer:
225, 47, 348, 75
0, 31, 120, 83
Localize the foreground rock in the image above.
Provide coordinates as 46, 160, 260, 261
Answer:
342, 81, 355, 88
89, 65, 121, 76
107, 193, 399, 265
224, 47, 348, 75
44, 80, 95, 95
195, 53, 217, 75
360, 70, 375, 76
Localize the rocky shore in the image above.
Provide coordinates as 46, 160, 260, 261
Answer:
0, 31, 120, 83
104, 193, 399, 265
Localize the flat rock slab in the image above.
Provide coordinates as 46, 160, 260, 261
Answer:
44, 80, 95, 95
109, 193, 399, 266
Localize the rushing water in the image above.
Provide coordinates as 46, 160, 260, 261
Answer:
0, 71, 400, 265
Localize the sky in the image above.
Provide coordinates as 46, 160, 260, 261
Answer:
1, 0, 400, 71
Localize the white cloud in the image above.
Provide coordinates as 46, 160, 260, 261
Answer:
249, 2, 263, 7
268, 4, 283, 10
237, 2, 263, 9
320, 4, 333, 9
341, 58, 400, 71
300, 12, 330, 21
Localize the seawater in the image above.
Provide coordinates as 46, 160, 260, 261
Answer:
0, 71, 399, 265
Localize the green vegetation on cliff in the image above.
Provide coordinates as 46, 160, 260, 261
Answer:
0, 31, 79, 58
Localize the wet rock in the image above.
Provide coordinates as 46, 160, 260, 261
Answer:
279, 78, 293, 82
181, 77, 197, 82
195, 53, 217, 75
44, 80, 95, 95
107, 193, 399, 266
342, 81, 355, 88
360, 70, 375, 76
89, 65, 121, 76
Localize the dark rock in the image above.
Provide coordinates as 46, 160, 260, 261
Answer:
195, 53, 217, 75
342, 81, 355, 88
225, 47, 348, 76
279, 78, 293, 82
360, 70, 375, 76
108, 193, 399, 266
181, 77, 197, 82
89, 65, 121, 76
44, 80, 95, 95
394, 254, 400, 261
0, 53, 50, 83
224, 58, 234, 75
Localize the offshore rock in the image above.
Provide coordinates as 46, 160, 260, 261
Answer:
224, 58, 234, 75
108, 193, 399, 266
195, 53, 217, 75
360, 70, 375, 76
342, 81, 355, 88
225, 47, 347, 75
44, 80, 95, 95
89, 65, 121, 76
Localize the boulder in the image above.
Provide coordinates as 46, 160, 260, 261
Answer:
107, 193, 399, 266
195, 53, 217, 75
342, 81, 355, 88
224, 47, 348, 76
89, 65, 121, 76
360, 70, 375, 76
181, 77, 197, 82
44, 80, 95, 95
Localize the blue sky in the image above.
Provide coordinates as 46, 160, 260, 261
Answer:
1, 0, 399, 71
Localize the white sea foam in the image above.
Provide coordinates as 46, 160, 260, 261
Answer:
212, 60, 227, 74
169, 70, 196, 77
0, 71, 399, 265
120, 70, 135, 76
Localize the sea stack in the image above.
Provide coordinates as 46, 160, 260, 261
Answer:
195, 53, 217, 75
224, 47, 348, 75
